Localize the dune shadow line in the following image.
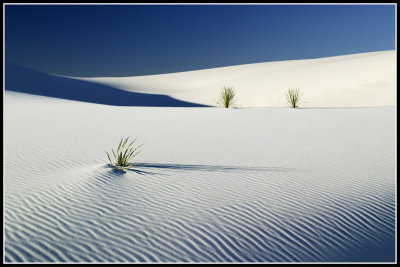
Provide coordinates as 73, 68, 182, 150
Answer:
105, 164, 160, 176
133, 163, 301, 172
5, 62, 209, 107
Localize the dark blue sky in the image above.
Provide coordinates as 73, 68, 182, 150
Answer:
5, 4, 396, 77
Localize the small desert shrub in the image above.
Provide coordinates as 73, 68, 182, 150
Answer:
286, 88, 303, 108
217, 86, 237, 108
106, 136, 143, 172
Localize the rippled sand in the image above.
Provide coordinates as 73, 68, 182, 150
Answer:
4, 92, 396, 262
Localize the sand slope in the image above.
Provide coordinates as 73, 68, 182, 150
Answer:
4, 62, 206, 107
72, 50, 396, 107
4, 91, 396, 262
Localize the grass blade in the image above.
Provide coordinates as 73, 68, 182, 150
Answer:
106, 136, 143, 172
286, 88, 303, 108
217, 86, 237, 108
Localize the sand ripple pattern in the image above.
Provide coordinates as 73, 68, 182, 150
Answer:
4, 159, 395, 262
4, 95, 396, 262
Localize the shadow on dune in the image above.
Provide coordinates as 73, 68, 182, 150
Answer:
132, 163, 301, 172
5, 62, 208, 107
105, 164, 160, 176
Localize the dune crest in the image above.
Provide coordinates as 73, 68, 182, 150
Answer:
72, 50, 396, 107
5, 62, 207, 107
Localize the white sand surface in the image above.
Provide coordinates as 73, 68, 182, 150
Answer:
4, 90, 396, 262
71, 50, 396, 108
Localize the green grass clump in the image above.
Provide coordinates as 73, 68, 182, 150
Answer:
106, 136, 143, 172
217, 86, 237, 108
286, 88, 303, 108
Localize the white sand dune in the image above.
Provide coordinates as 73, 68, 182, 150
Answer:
4, 89, 396, 262
71, 50, 396, 108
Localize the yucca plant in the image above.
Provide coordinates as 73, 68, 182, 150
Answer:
217, 86, 237, 108
286, 88, 303, 108
106, 136, 143, 172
